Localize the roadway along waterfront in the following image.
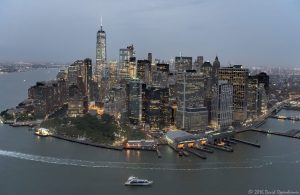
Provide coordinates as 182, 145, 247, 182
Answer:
0, 69, 300, 195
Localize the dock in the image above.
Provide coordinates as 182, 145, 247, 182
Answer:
204, 143, 233, 152
194, 145, 214, 153
224, 139, 237, 145
185, 148, 207, 159
285, 129, 300, 137
238, 128, 300, 140
231, 138, 260, 148
50, 135, 123, 151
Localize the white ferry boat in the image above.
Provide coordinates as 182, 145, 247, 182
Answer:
34, 128, 51, 137
124, 176, 153, 186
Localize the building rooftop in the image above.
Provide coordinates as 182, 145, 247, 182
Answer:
165, 130, 205, 143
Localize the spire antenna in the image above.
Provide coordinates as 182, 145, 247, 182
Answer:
100, 16, 103, 30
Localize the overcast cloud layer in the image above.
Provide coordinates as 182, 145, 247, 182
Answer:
0, 0, 299, 67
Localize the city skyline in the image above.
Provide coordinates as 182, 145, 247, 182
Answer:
0, 0, 300, 67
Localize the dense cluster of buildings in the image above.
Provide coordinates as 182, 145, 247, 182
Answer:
26, 22, 270, 132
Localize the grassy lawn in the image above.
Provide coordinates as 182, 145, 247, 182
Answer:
41, 114, 120, 144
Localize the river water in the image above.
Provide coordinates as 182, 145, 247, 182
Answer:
0, 69, 300, 195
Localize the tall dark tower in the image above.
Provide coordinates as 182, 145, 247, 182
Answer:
212, 56, 221, 84
213, 56, 220, 71
147, 53, 152, 64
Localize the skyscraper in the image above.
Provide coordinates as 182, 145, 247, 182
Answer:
218, 65, 249, 122
212, 56, 220, 84
83, 58, 93, 101
96, 18, 107, 80
175, 56, 192, 73
126, 78, 142, 125
144, 86, 170, 131
201, 61, 213, 123
147, 53, 152, 64
152, 63, 169, 87
119, 45, 135, 80
194, 56, 204, 71
175, 70, 208, 131
67, 60, 90, 117
247, 76, 259, 118
211, 80, 233, 130
136, 60, 151, 84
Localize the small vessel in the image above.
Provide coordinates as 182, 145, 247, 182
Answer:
34, 128, 51, 137
124, 176, 153, 186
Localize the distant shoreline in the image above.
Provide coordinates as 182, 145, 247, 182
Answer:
0, 66, 64, 74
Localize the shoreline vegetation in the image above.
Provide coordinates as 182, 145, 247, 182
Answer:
1, 107, 146, 149
41, 114, 119, 144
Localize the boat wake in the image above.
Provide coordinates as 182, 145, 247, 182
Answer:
0, 149, 299, 171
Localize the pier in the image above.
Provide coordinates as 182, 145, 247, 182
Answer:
185, 148, 207, 159
245, 128, 300, 140
50, 135, 123, 151
231, 138, 260, 148
204, 143, 233, 152
194, 145, 214, 153
224, 139, 237, 145
285, 129, 300, 137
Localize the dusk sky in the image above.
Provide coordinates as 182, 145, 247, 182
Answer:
0, 0, 299, 67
